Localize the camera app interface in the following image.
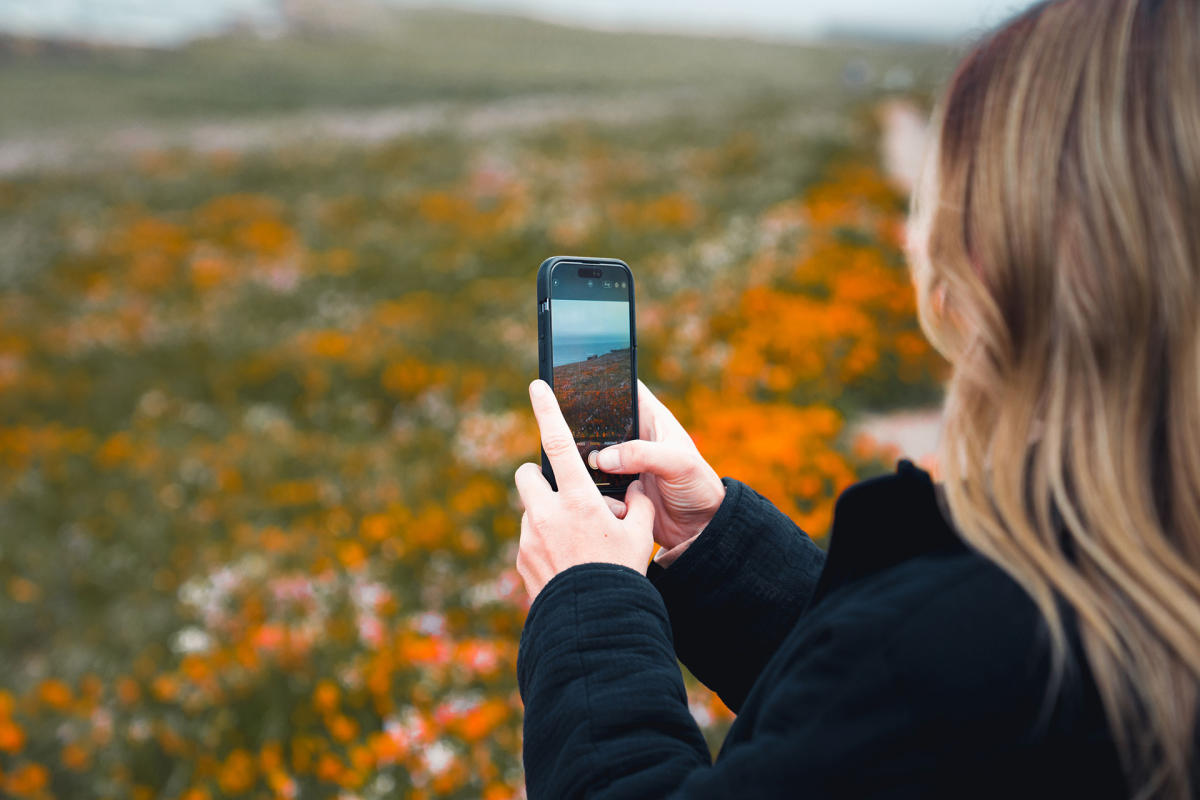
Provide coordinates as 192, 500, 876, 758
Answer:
550, 266, 635, 491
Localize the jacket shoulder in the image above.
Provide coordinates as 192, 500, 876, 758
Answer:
874, 552, 1052, 690
809, 460, 965, 606
814, 460, 1062, 701
816, 548, 1046, 670
852, 551, 1110, 747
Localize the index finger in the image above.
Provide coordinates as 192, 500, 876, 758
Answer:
514, 462, 553, 511
637, 379, 663, 439
529, 379, 594, 493
637, 379, 683, 440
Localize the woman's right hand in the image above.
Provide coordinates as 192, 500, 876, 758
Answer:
588, 381, 725, 551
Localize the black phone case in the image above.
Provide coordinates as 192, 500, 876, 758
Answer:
537, 256, 639, 498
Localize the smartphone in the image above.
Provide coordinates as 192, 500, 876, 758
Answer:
537, 256, 639, 498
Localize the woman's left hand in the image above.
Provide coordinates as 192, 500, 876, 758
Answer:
514, 380, 655, 602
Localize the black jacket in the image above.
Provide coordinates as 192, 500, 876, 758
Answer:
517, 460, 1126, 798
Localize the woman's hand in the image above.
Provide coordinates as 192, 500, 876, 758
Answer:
514, 380, 655, 602
588, 381, 725, 550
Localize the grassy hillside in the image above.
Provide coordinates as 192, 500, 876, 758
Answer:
0, 8, 954, 138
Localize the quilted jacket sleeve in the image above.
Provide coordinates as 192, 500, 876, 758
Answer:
516, 561, 912, 800
518, 564, 712, 800
646, 478, 826, 711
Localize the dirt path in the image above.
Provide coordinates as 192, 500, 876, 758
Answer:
0, 87, 715, 177
851, 98, 942, 466
879, 98, 931, 195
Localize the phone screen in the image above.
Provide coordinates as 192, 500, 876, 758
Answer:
549, 264, 636, 492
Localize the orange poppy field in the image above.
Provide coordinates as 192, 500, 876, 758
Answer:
0, 15, 950, 799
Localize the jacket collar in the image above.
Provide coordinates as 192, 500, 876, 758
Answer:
806, 460, 966, 610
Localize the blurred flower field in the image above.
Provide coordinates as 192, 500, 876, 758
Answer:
0, 91, 944, 798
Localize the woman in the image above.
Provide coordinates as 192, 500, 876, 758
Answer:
512, 0, 1200, 796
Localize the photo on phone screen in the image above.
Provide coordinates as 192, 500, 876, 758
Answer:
539, 259, 637, 494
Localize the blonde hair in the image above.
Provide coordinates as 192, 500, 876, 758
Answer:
907, 0, 1200, 796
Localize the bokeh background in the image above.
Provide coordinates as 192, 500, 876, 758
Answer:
0, 1, 1030, 797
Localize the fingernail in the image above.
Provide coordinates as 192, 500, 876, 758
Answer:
529, 380, 547, 398
587, 450, 599, 470
597, 447, 620, 471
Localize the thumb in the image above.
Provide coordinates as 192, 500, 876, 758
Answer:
621, 480, 655, 532
589, 439, 691, 477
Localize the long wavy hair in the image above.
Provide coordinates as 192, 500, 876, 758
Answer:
906, 0, 1200, 796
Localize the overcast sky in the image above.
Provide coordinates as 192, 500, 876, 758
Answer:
0, 0, 1038, 45
444, 0, 1037, 40
552, 300, 630, 343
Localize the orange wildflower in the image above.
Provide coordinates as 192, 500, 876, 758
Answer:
359, 513, 392, 542
96, 431, 134, 467
484, 783, 516, 800
337, 541, 367, 570
315, 752, 343, 784
254, 742, 281, 774
8, 578, 39, 604
0, 719, 25, 753
62, 742, 90, 771
152, 674, 179, 702
313, 681, 339, 714
37, 678, 72, 710
217, 748, 256, 794
4, 763, 48, 796
457, 699, 509, 741
327, 714, 358, 743
190, 255, 233, 291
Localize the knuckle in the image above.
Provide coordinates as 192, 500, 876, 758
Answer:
543, 434, 576, 460
661, 444, 692, 473
514, 462, 539, 486
670, 443, 695, 465
526, 504, 553, 530
561, 487, 595, 513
